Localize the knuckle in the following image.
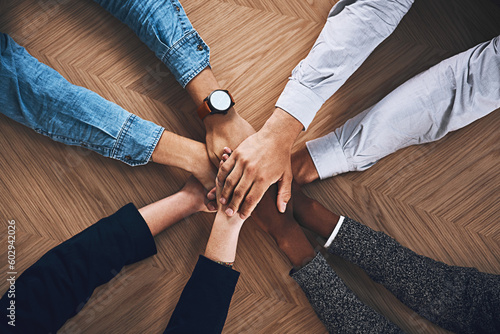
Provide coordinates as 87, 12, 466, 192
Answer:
232, 189, 243, 200
244, 195, 255, 206
241, 207, 253, 217
255, 175, 266, 184
245, 164, 255, 174
220, 164, 230, 174
224, 177, 235, 188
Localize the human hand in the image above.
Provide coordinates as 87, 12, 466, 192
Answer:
151, 131, 216, 190
181, 176, 217, 212
216, 108, 303, 219
204, 109, 256, 166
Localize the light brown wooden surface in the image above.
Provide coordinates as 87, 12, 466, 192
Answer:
0, 0, 499, 333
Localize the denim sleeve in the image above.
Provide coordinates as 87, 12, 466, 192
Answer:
0, 33, 164, 166
306, 36, 500, 179
94, 0, 210, 88
276, 0, 414, 130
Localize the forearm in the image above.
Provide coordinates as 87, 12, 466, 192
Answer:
0, 33, 163, 166
260, 108, 303, 149
151, 131, 216, 189
185, 67, 221, 106
306, 36, 500, 179
139, 192, 199, 237
0, 204, 156, 333
204, 211, 245, 263
94, 0, 210, 88
276, 0, 414, 129
166, 198, 243, 333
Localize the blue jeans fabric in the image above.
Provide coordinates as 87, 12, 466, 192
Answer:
0, 0, 210, 166
95, 0, 210, 88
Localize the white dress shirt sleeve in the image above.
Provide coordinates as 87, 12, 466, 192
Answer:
307, 36, 500, 179
276, 0, 415, 130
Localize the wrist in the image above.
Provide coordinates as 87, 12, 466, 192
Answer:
203, 107, 238, 130
214, 210, 245, 229
174, 191, 201, 216
260, 108, 302, 148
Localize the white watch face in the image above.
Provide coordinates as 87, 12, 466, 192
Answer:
210, 90, 232, 111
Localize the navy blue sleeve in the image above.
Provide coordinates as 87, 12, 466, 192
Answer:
165, 255, 240, 334
0, 203, 157, 333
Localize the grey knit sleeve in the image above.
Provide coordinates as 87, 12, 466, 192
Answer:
290, 253, 403, 333
328, 218, 500, 334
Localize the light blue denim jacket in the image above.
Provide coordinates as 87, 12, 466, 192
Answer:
0, 0, 210, 166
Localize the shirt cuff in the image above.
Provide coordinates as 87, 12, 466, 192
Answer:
306, 131, 351, 179
162, 31, 211, 88
111, 114, 164, 166
324, 216, 345, 248
275, 79, 325, 130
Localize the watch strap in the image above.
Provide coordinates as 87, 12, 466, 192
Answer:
197, 99, 211, 120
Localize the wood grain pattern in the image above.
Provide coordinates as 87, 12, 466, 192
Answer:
0, 0, 499, 333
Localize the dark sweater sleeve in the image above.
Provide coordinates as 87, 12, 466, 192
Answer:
0, 203, 157, 333
164, 255, 240, 334
328, 217, 500, 334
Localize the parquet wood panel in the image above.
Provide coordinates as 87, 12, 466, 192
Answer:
0, 0, 499, 333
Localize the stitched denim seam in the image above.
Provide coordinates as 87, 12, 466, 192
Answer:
144, 126, 165, 163
34, 128, 110, 155
169, 0, 188, 32
182, 58, 211, 87
112, 113, 134, 160
159, 30, 197, 64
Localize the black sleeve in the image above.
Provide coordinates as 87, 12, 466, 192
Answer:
0, 203, 157, 333
165, 255, 240, 334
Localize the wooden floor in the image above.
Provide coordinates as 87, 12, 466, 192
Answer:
1, 0, 499, 333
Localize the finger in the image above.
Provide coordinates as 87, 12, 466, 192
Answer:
238, 182, 268, 219
277, 169, 293, 213
216, 154, 236, 187
219, 161, 244, 206
206, 200, 217, 212
223, 147, 232, 155
206, 186, 216, 200
224, 174, 253, 217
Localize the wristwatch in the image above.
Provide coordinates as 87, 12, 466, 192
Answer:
197, 89, 235, 120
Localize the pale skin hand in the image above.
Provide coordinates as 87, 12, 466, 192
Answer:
217, 108, 303, 219
204, 159, 247, 263
138, 176, 215, 237
151, 131, 216, 190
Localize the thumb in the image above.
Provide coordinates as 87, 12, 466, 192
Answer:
277, 169, 293, 213
207, 186, 217, 200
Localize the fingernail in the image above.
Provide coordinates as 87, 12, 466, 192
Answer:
207, 192, 215, 200
225, 208, 234, 216
220, 197, 226, 205
280, 202, 287, 213
207, 204, 216, 211
239, 213, 247, 219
